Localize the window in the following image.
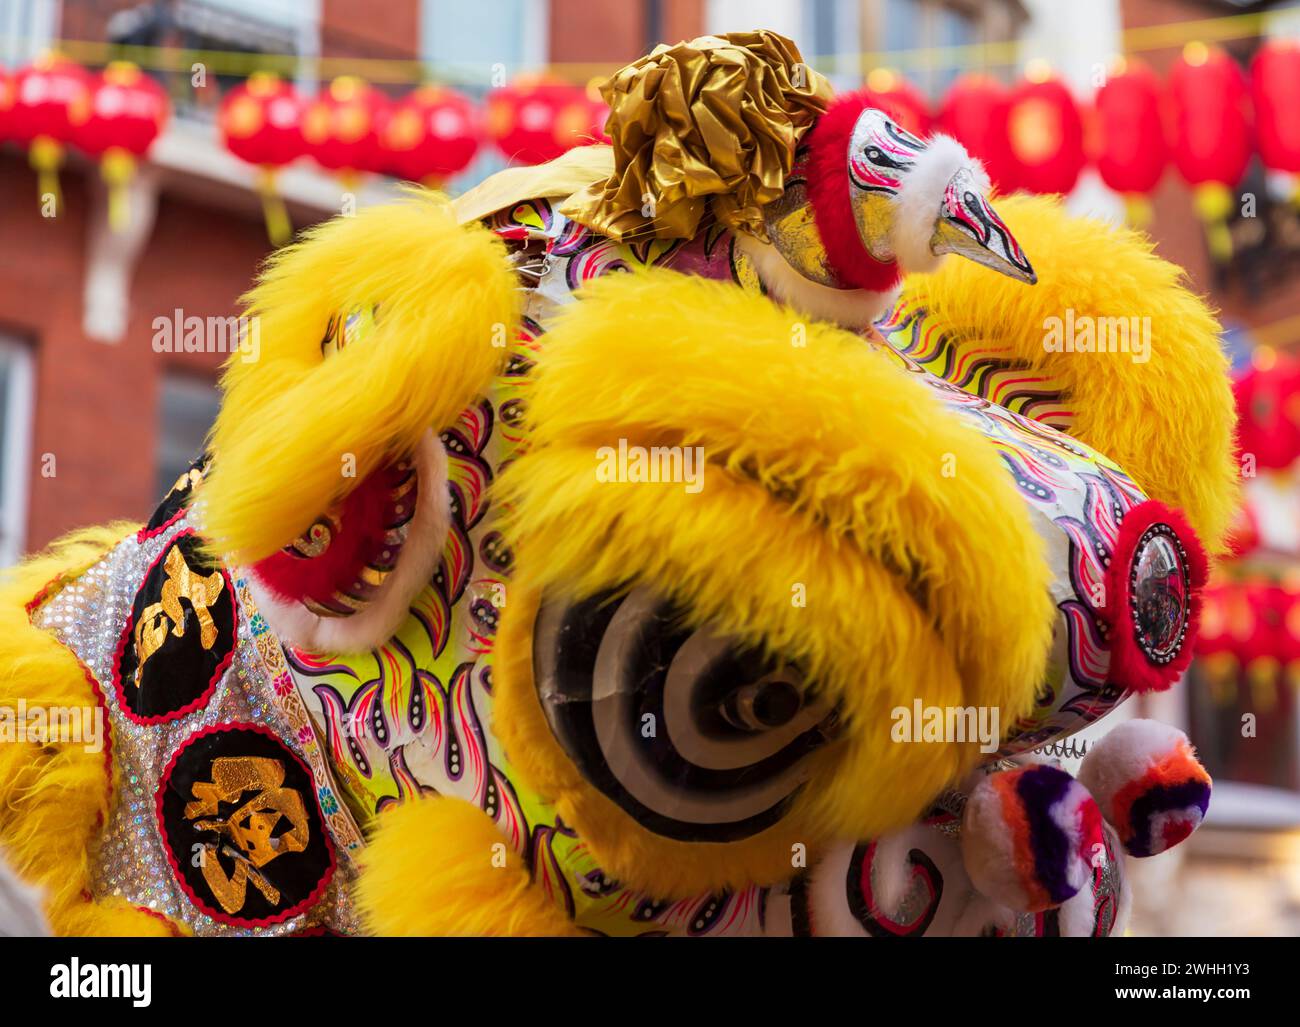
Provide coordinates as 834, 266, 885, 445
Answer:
0, 336, 33, 567
0, 0, 59, 68
1188, 654, 1300, 793
867, 0, 1023, 97
106, 0, 322, 120
804, 0, 863, 89
422, 0, 547, 82
933, 3, 975, 94
156, 374, 219, 502
883, 0, 923, 55
421, 0, 549, 189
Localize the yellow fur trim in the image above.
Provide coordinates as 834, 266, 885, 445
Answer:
200, 190, 520, 565
357, 797, 584, 936
492, 270, 1055, 896
51, 898, 190, 937
0, 524, 139, 933
899, 194, 1239, 553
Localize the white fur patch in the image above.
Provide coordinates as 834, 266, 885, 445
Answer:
733, 231, 895, 328
961, 774, 1026, 909
892, 134, 989, 274
246, 429, 450, 655
0, 852, 50, 937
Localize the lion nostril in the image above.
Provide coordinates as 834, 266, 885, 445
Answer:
719, 679, 802, 732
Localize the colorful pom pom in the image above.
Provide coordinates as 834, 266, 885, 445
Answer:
1078, 719, 1211, 857
961, 764, 1104, 912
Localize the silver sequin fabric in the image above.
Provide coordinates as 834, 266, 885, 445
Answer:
31, 515, 359, 936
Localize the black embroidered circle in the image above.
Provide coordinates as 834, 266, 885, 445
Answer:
115, 531, 237, 724
157, 723, 336, 927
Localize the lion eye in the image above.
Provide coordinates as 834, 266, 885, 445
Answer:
716, 675, 804, 733
532, 588, 835, 843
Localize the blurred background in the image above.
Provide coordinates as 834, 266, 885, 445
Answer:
1, 0, 1299, 936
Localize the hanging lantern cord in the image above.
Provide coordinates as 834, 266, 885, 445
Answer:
28, 135, 63, 215
255, 166, 293, 247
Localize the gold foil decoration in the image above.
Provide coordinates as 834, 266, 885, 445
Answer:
133, 546, 226, 687
288, 517, 336, 559
762, 176, 841, 287
560, 31, 833, 243
453, 144, 615, 226
186, 756, 310, 915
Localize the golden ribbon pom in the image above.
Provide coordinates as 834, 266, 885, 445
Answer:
560, 31, 833, 243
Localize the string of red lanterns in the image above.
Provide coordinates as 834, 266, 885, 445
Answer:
3, 42, 1299, 250
1195, 350, 1300, 688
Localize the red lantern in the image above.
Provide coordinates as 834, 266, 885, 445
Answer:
936, 75, 1017, 194
1251, 40, 1300, 176
378, 85, 480, 184
865, 69, 931, 136
1234, 347, 1300, 474
220, 72, 305, 167
1001, 67, 1085, 196
219, 72, 307, 245
1169, 42, 1253, 262
554, 89, 609, 151
302, 75, 388, 178
75, 62, 169, 231
8, 54, 93, 211
1092, 59, 1168, 225
486, 78, 591, 166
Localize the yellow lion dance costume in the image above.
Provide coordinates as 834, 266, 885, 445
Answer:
0, 32, 1236, 936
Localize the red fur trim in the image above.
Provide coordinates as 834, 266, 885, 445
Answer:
1103, 501, 1209, 694
251, 460, 414, 607
804, 90, 902, 293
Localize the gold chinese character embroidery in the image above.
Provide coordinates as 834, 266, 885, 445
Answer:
185, 756, 311, 915
132, 546, 225, 687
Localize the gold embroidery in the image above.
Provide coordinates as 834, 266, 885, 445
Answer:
132, 546, 225, 686
185, 756, 311, 915
167, 466, 204, 499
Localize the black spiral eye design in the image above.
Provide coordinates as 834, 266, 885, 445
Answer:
530, 588, 836, 843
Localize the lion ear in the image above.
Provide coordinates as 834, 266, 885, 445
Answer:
197, 191, 517, 568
